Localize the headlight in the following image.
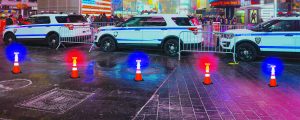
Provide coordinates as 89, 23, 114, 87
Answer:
221, 33, 234, 39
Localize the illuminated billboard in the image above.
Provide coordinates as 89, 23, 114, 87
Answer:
81, 0, 112, 16
210, 0, 241, 7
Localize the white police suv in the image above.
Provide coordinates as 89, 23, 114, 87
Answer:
220, 17, 300, 61
3, 14, 90, 48
94, 14, 202, 56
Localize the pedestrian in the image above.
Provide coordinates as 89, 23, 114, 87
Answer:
5, 15, 13, 25
94, 15, 101, 22
87, 15, 93, 23
101, 13, 108, 22
251, 11, 257, 23
17, 15, 24, 25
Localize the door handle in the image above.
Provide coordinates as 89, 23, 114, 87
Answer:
285, 34, 293, 36
134, 29, 140, 31
161, 28, 167, 30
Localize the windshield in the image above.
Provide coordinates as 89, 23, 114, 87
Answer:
55, 15, 87, 23
251, 20, 277, 31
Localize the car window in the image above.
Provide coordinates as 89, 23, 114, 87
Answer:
296, 21, 300, 31
171, 17, 193, 26
140, 17, 167, 26
56, 15, 87, 23
121, 17, 148, 27
28, 16, 50, 24
267, 20, 297, 31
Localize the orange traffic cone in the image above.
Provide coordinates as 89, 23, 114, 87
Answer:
12, 52, 21, 74
203, 63, 212, 85
135, 60, 143, 81
70, 57, 79, 78
269, 65, 277, 87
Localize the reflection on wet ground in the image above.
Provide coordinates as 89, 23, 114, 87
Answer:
2, 44, 300, 120
0, 45, 178, 120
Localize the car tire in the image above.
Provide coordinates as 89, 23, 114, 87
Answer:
99, 36, 116, 52
164, 39, 179, 57
47, 34, 59, 49
236, 43, 257, 62
3, 33, 16, 45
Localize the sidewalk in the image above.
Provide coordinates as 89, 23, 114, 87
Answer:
134, 55, 300, 120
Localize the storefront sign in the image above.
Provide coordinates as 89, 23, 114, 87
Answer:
211, 0, 241, 7
251, 0, 260, 4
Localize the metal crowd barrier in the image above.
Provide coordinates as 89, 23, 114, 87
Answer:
202, 25, 248, 32
91, 22, 115, 28
57, 26, 96, 52
178, 31, 237, 63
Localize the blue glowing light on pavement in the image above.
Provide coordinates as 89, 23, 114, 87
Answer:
5, 43, 27, 63
84, 61, 96, 83
127, 51, 150, 70
262, 57, 284, 77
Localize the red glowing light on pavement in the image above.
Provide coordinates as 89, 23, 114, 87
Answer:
65, 49, 86, 65
196, 53, 218, 73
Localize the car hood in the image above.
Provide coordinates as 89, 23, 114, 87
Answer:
224, 29, 254, 34
100, 26, 116, 30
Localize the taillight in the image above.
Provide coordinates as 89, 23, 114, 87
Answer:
188, 27, 198, 35
64, 24, 74, 30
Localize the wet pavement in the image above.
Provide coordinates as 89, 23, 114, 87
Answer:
0, 43, 300, 120
0, 44, 176, 120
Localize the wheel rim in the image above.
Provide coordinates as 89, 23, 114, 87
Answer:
8, 38, 12, 43
238, 47, 253, 60
49, 38, 57, 47
103, 40, 113, 51
167, 42, 177, 55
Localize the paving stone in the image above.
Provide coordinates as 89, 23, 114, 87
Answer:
195, 112, 209, 120
207, 111, 221, 119
193, 106, 206, 113
143, 114, 157, 120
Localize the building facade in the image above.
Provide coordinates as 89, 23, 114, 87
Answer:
112, 0, 209, 15
1, 0, 37, 16
38, 0, 112, 16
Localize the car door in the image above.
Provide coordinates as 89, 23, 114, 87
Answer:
259, 20, 296, 52
15, 16, 50, 39
294, 20, 300, 52
140, 17, 167, 45
115, 17, 143, 44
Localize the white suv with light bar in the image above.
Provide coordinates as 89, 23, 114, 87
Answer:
94, 14, 202, 56
220, 17, 300, 61
3, 14, 90, 48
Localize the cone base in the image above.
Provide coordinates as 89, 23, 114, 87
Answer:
203, 77, 212, 85
134, 79, 143, 82
268, 84, 278, 87
269, 79, 277, 87
70, 75, 80, 79
11, 71, 22, 74
203, 82, 213, 85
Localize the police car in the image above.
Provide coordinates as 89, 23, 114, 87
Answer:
3, 14, 90, 48
220, 17, 300, 61
94, 14, 202, 56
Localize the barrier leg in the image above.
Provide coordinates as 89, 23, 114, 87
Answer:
61, 43, 66, 48
89, 44, 95, 52
178, 51, 181, 61
56, 42, 61, 50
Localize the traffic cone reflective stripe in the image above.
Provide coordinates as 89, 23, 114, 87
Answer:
12, 52, 21, 74
269, 65, 277, 87
135, 60, 143, 81
71, 57, 79, 78
203, 63, 212, 85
